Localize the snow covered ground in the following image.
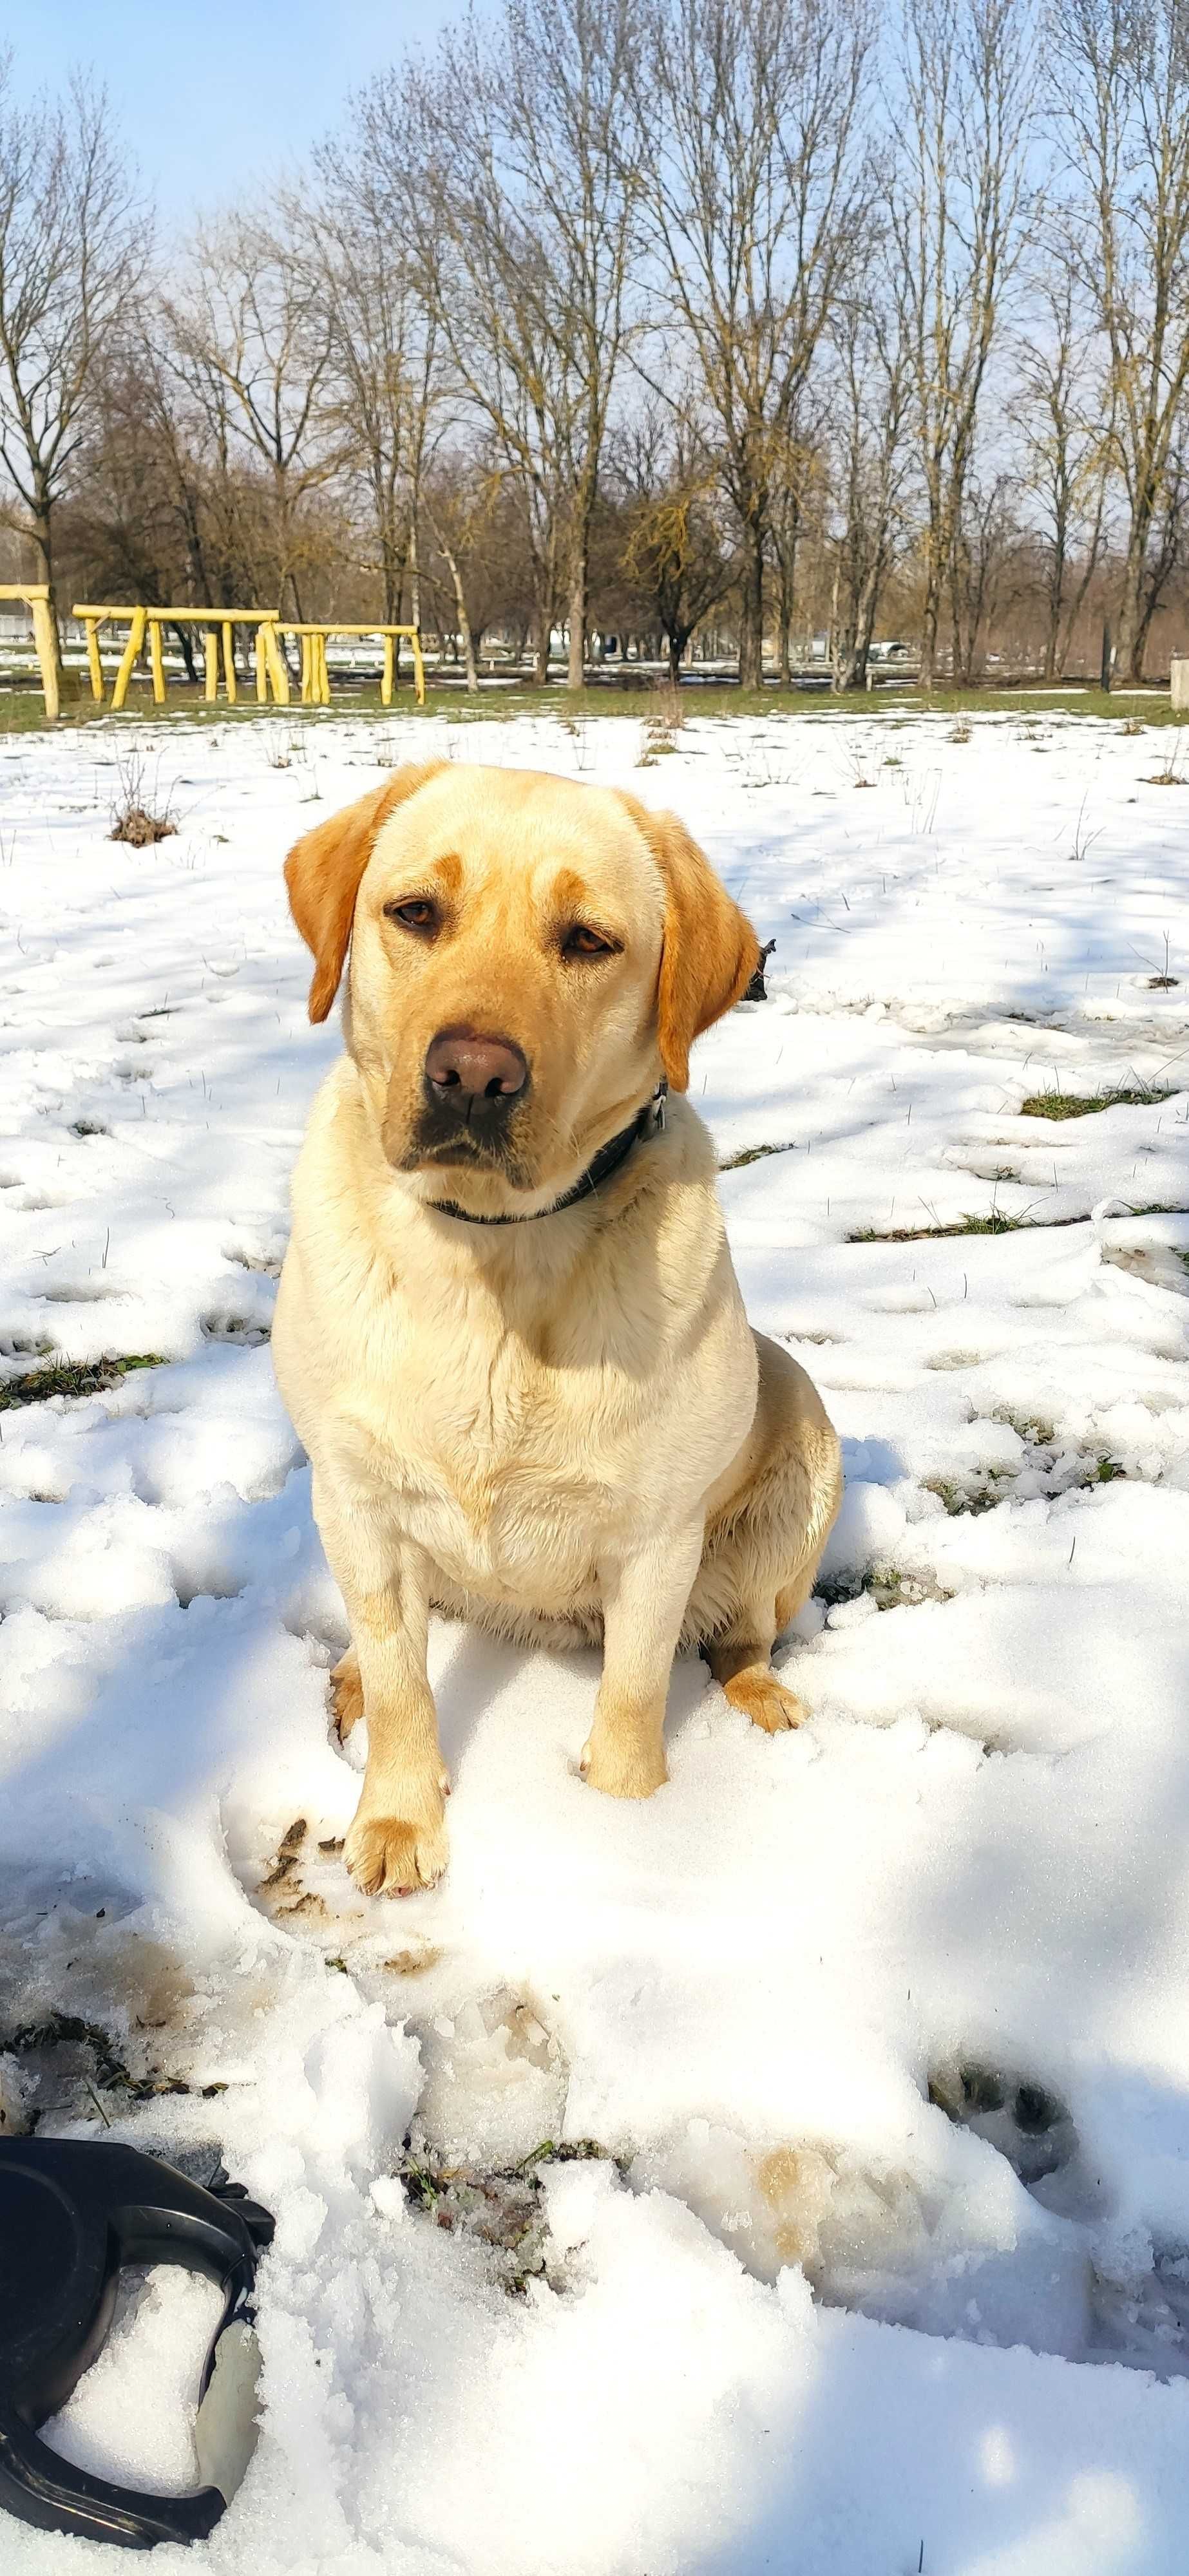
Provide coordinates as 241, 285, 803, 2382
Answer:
3, 701, 1189, 2573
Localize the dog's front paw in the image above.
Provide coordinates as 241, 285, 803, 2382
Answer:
723, 1670, 806, 1734
344, 1795, 448, 1895
580, 1727, 668, 1799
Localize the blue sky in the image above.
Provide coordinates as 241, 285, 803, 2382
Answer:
13, 2, 473, 213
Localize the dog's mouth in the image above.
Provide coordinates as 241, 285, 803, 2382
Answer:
388, 1099, 537, 1190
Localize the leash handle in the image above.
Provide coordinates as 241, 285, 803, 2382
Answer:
0, 2140, 274, 2550
0, 2400, 225, 2550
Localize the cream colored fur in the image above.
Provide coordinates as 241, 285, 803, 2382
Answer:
272, 764, 842, 1895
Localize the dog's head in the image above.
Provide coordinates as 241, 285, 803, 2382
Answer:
285, 762, 759, 1214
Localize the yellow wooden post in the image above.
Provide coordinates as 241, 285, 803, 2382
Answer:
148, 614, 166, 705
84, 615, 104, 703
263, 621, 290, 706
299, 634, 312, 704
254, 629, 267, 703
204, 629, 218, 702
409, 627, 426, 708
111, 605, 147, 712
221, 620, 236, 705
318, 632, 331, 703
381, 633, 394, 706
29, 596, 60, 723
0, 586, 59, 721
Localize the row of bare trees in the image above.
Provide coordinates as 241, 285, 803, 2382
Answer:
1, 0, 1188, 692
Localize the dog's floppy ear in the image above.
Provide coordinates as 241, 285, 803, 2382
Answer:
622, 797, 760, 1090
285, 762, 446, 1023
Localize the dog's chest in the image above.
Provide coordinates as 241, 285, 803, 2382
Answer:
352, 1322, 641, 1596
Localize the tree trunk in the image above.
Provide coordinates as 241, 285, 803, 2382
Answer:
851, 550, 885, 690
171, 623, 198, 682
1115, 523, 1152, 683
1042, 518, 1065, 683
435, 529, 478, 693
408, 516, 421, 634
566, 535, 587, 692
532, 550, 554, 686
28, 506, 64, 685
918, 511, 945, 688
381, 521, 402, 625
737, 524, 765, 688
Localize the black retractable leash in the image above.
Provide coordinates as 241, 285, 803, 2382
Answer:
0, 2137, 274, 2549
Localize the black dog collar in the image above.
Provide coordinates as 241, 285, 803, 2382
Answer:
426, 1081, 668, 1226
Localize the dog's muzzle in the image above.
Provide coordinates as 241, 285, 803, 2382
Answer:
412, 1024, 531, 1168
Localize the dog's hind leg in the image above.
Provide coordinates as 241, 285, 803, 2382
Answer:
329, 1646, 364, 1741
696, 1334, 841, 1735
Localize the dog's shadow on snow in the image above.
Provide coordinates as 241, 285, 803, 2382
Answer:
426, 1612, 712, 1785
431, 1622, 528, 1775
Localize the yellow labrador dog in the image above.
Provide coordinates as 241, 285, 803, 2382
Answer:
273, 763, 841, 1895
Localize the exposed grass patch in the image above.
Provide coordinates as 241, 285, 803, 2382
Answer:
0, 2012, 198, 2123
924, 1475, 1005, 1517
817, 1562, 949, 1612
1020, 1086, 1174, 1119
0, 1352, 164, 1411
394, 2135, 625, 2295
719, 1139, 795, 1171
3, 676, 1188, 736
849, 1211, 1031, 1243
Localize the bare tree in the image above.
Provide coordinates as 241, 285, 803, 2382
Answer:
0, 58, 140, 668
949, 468, 1018, 678
829, 292, 913, 688
164, 212, 339, 619
616, 404, 736, 677
769, 417, 828, 681
369, 0, 642, 691
1012, 270, 1114, 680
640, 0, 874, 689
888, 0, 1036, 687
1051, 0, 1189, 679
419, 450, 505, 692
306, 140, 439, 625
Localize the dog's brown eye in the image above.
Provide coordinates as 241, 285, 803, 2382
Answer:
385, 898, 438, 935
563, 924, 618, 958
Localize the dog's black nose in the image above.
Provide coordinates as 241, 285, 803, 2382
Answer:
423, 1028, 528, 1113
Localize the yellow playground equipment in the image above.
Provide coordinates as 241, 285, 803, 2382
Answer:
1, 584, 61, 721
73, 605, 291, 710
281, 622, 426, 708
